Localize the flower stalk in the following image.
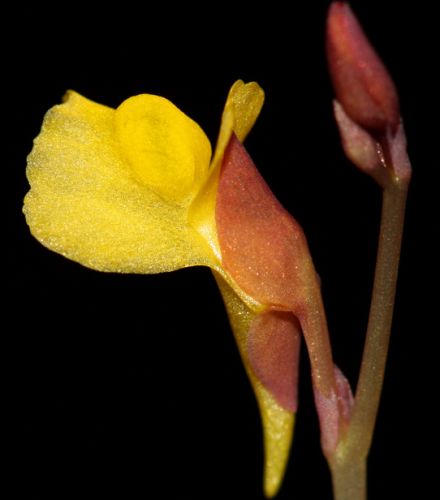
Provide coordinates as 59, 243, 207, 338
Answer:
330, 457, 367, 500
346, 180, 409, 457
326, 2, 412, 499
328, 177, 409, 500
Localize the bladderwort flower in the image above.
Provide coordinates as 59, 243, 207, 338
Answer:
24, 80, 352, 497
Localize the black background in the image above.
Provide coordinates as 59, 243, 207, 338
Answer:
6, 1, 438, 499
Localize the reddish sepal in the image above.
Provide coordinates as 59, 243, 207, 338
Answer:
248, 311, 301, 412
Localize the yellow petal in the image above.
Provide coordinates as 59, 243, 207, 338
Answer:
189, 80, 265, 260
213, 273, 295, 499
24, 91, 215, 274
224, 79, 265, 143
115, 94, 211, 202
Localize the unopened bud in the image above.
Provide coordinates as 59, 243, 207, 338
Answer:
326, 2, 400, 133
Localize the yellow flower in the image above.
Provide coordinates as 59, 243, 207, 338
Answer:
24, 81, 331, 497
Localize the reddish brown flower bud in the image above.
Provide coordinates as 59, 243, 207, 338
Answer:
326, 2, 400, 133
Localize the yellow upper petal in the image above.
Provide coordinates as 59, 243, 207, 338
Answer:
115, 94, 211, 202
224, 79, 265, 143
24, 91, 215, 274
209, 80, 265, 182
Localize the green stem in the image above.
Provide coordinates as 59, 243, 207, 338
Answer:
330, 178, 409, 500
346, 180, 409, 456
330, 457, 367, 500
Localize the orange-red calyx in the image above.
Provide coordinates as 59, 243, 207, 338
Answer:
215, 135, 314, 311
216, 134, 313, 411
215, 133, 354, 449
326, 1, 400, 134
215, 134, 336, 406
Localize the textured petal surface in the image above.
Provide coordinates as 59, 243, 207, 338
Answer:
24, 91, 215, 273
223, 79, 265, 143
214, 273, 295, 499
115, 94, 211, 201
